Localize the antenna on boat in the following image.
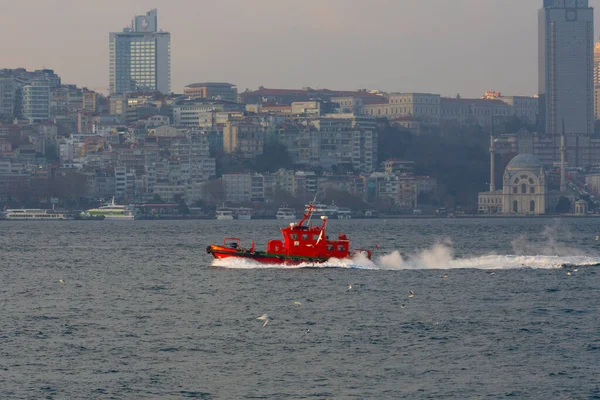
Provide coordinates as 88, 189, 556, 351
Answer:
307, 190, 318, 227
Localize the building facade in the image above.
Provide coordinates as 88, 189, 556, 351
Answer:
183, 83, 237, 102
539, 0, 594, 135
109, 9, 171, 94
22, 82, 50, 123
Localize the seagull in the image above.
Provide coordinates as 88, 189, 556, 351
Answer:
293, 301, 302, 305
596, 236, 599, 241
59, 279, 65, 284
408, 291, 415, 298
567, 272, 572, 276
347, 284, 353, 290
306, 328, 311, 334
441, 273, 449, 279
401, 304, 406, 309
574, 269, 578, 272
257, 314, 272, 327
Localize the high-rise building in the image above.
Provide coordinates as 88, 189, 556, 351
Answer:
594, 41, 600, 121
538, 0, 594, 135
0, 77, 16, 120
22, 81, 50, 123
109, 9, 171, 95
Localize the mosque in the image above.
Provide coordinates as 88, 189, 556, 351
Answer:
478, 136, 578, 215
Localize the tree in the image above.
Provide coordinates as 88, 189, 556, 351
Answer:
152, 194, 164, 203
555, 196, 571, 214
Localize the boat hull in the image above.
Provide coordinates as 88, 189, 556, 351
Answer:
207, 245, 327, 265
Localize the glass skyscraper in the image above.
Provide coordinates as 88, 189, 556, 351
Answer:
538, 0, 594, 135
109, 9, 171, 95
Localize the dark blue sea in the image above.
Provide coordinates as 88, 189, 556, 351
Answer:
1, 218, 599, 399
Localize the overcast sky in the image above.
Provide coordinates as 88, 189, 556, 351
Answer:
1, 0, 598, 97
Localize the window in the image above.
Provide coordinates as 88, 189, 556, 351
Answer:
513, 201, 518, 213
521, 184, 527, 194
530, 186, 535, 194
513, 187, 518, 194
290, 234, 298, 240
338, 245, 345, 252
530, 200, 535, 212
327, 244, 334, 251
302, 234, 308, 241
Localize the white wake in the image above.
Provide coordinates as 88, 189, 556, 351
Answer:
211, 242, 600, 270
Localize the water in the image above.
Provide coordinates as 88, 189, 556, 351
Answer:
1, 218, 599, 399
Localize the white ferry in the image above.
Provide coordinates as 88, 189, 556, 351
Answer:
276, 207, 296, 220
337, 207, 352, 219
235, 208, 252, 220
83, 198, 135, 220
306, 202, 339, 218
216, 209, 234, 220
2, 209, 67, 220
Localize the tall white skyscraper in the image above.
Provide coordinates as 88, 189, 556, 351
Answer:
109, 9, 171, 95
538, 0, 594, 135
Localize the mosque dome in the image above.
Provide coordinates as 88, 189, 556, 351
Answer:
506, 154, 542, 171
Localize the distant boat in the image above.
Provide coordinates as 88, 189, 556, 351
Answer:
2, 209, 67, 220
83, 197, 135, 220
306, 202, 338, 218
337, 207, 352, 219
276, 207, 296, 220
216, 209, 234, 220
235, 208, 252, 220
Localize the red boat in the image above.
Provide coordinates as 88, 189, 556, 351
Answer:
207, 204, 372, 265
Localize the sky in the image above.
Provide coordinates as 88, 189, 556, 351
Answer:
1, 0, 599, 97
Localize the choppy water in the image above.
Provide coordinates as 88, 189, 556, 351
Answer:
1, 218, 599, 399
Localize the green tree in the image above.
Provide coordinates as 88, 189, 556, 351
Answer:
555, 196, 571, 214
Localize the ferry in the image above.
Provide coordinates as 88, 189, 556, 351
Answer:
307, 202, 339, 218
207, 204, 372, 265
2, 209, 67, 220
83, 198, 135, 220
235, 208, 252, 220
337, 207, 352, 219
216, 209, 234, 220
276, 207, 296, 220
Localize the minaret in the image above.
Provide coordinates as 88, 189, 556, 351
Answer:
560, 134, 566, 192
489, 135, 495, 192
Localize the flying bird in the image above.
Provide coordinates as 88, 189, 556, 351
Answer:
59, 279, 65, 284
408, 291, 415, 298
567, 272, 572, 276
347, 284, 353, 290
401, 304, 406, 309
293, 301, 302, 305
257, 314, 272, 327
441, 273, 449, 279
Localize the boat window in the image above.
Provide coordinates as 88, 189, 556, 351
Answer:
338, 245, 345, 252
312, 234, 320, 241
302, 234, 308, 241
290, 234, 298, 240
327, 244, 334, 251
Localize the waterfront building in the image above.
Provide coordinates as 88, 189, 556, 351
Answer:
109, 9, 171, 94
539, 0, 594, 135
184, 83, 237, 103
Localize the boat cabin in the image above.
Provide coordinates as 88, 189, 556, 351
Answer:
266, 209, 349, 259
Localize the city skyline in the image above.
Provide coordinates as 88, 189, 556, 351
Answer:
3, 0, 600, 97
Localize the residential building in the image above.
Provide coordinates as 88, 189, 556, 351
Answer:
22, 81, 50, 123
184, 83, 237, 102
223, 116, 264, 158
0, 77, 16, 120
223, 173, 252, 203
109, 9, 171, 94
539, 0, 594, 134
172, 100, 242, 126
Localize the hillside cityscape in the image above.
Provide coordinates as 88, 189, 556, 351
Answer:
1, 3, 600, 218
